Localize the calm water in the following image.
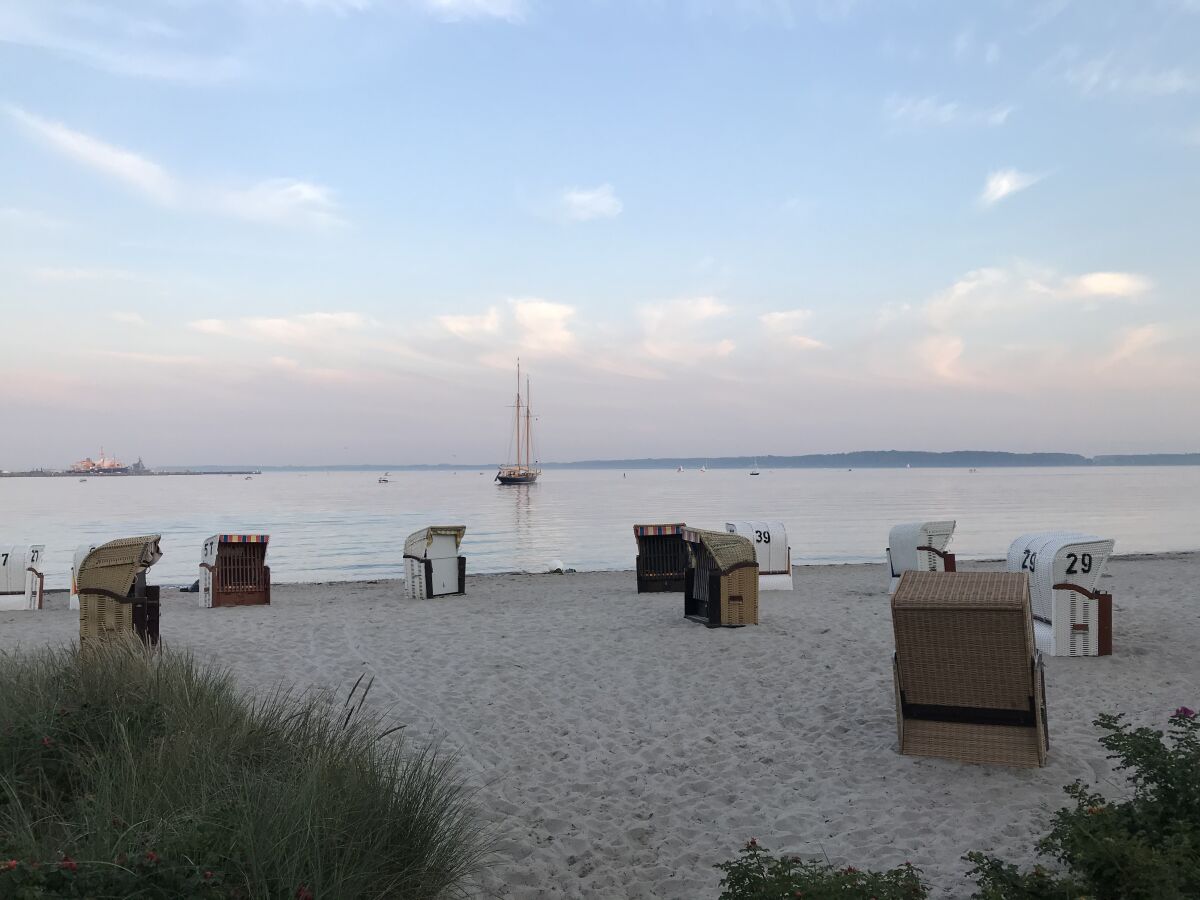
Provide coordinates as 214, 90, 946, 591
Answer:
2, 467, 1199, 589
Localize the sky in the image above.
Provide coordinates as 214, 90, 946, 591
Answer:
1, 0, 1198, 468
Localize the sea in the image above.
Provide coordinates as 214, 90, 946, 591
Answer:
2, 466, 1199, 590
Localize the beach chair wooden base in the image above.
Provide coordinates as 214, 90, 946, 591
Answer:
684, 566, 759, 627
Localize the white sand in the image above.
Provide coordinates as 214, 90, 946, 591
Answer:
3, 555, 1199, 898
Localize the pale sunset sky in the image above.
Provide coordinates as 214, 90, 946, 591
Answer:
1, 0, 1198, 467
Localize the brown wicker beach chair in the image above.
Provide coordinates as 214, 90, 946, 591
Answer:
892, 571, 1048, 767
682, 528, 759, 626
633, 523, 688, 593
200, 534, 271, 607
77, 535, 163, 648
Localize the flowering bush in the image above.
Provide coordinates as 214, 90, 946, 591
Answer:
715, 839, 928, 899
968, 708, 1200, 899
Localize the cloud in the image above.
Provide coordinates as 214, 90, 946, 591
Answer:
7, 105, 176, 202
1056, 52, 1198, 96
189, 312, 367, 345
422, 0, 525, 20
916, 334, 968, 382
438, 308, 501, 340
29, 266, 145, 283
109, 311, 147, 326
639, 297, 733, 364
511, 299, 576, 354
979, 168, 1043, 207
1105, 324, 1167, 365
5, 105, 343, 228
760, 309, 825, 349
951, 29, 1000, 66
925, 265, 1152, 329
886, 95, 1013, 128
560, 184, 623, 221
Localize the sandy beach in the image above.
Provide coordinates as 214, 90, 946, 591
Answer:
3, 554, 1199, 898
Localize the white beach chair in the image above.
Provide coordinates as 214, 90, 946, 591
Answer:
69, 543, 98, 611
0, 544, 45, 610
724, 521, 793, 590
1006, 531, 1115, 657
405, 526, 466, 598
885, 521, 956, 593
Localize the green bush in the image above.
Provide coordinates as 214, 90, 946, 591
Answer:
968, 708, 1200, 899
714, 839, 928, 899
0, 640, 484, 899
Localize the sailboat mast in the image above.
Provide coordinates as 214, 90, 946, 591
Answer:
515, 359, 523, 469
525, 376, 532, 468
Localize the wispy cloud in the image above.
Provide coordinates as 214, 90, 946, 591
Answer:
1055, 51, 1198, 96
438, 308, 501, 340
511, 299, 576, 355
189, 312, 367, 344
886, 95, 1013, 128
925, 265, 1152, 329
979, 168, 1043, 207
6, 105, 344, 228
422, 0, 525, 21
110, 311, 148, 326
760, 309, 825, 349
559, 184, 623, 222
952, 28, 1000, 65
30, 266, 145, 283
639, 297, 733, 364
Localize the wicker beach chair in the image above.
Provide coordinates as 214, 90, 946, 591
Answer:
1006, 532, 1115, 657
886, 520, 956, 593
724, 521, 794, 590
200, 534, 271, 607
682, 527, 759, 627
892, 571, 1048, 767
633, 523, 688, 593
77, 535, 163, 648
404, 526, 466, 598
0, 544, 44, 611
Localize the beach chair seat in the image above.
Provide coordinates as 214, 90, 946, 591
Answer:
405, 526, 466, 598
886, 520, 956, 593
77, 535, 163, 648
69, 543, 98, 611
633, 523, 688, 593
724, 521, 793, 590
682, 528, 759, 627
892, 571, 1048, 767
0, 544, 45, 611
1006, 532, 1115, 657
200, 534, 271, 607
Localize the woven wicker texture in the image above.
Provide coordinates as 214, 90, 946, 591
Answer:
720, 565, 760, 625
892, 571, 1046, 767
682, 528, 757, 573
78, 535, 162, 646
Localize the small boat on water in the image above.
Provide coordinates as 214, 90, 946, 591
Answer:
378, 477, 389, 483
750, 458, 760, 476
496, 360, 541, 485
676, 465, 684, 472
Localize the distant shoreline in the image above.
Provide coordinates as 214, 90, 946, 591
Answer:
4, 450, 1200, 476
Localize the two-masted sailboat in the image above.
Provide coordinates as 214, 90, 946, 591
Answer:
496, 361, 541, 485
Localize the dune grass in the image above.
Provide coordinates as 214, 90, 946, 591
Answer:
0, 639, 485, 898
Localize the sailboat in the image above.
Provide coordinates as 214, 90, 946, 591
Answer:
750, 458, 760, 476
496, 360, 542, 485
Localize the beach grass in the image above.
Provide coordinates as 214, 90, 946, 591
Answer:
0, 639, 484, 898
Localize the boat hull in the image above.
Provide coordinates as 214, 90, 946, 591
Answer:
496, 473, 539, 485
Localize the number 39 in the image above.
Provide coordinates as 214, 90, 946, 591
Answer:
753, 529, 771, 544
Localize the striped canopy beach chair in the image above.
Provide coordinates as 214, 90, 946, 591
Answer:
633, 523, 688, 593
682, 527, 759, 627
0, 544, 44, 611
892, 571, 1048, 767
200, 534, 271, 608
885, 520, 956, 593
77, 535, 163, 648
1007, 532, 1115, 657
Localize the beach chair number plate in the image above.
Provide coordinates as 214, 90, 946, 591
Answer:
1065, 553, 1093, 574
753, 529, 771, 544
1021, 550, 1037, 572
